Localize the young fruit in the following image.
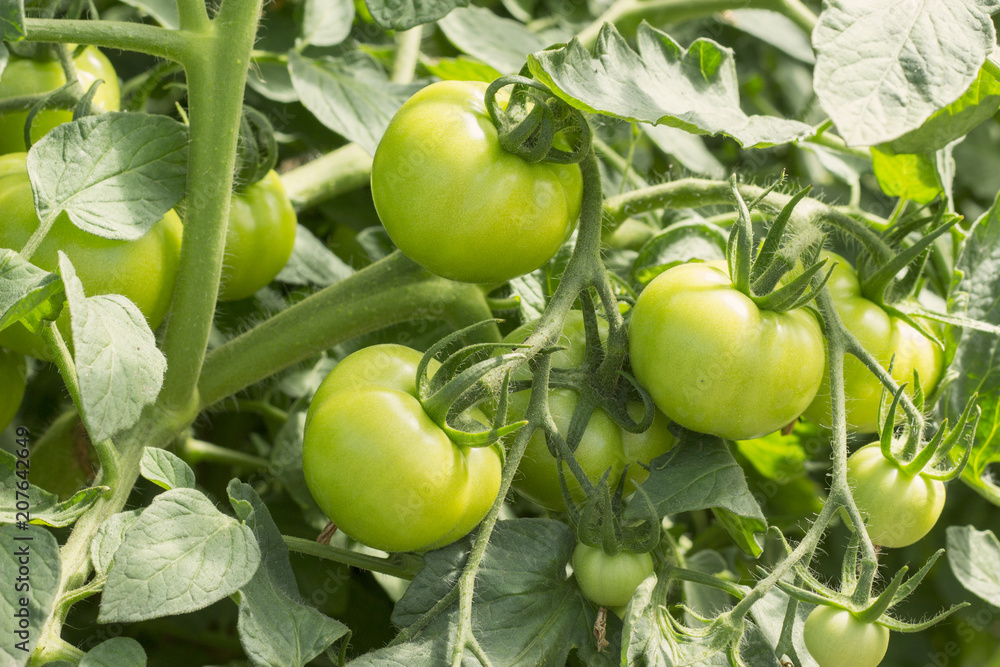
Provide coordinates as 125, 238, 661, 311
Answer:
803, 605, 889, 667
572, 542, 654, 608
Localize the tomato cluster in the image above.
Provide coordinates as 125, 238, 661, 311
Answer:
302, 344, 502, 553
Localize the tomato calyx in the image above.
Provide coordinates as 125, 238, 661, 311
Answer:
233, 106, 278, 193
725, 176, 833, 313
484, 75, 591, 165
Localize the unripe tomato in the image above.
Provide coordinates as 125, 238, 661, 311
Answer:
0, 347, 26, 432
503, 312, 673, 511
803, 605, 889, 667
303, 344, 502, 553
219, 170, 297, 301
0, 46, 120, 154
846, 443, 945, 548
803, 253, 943, 433
629, 260, 825, 441
572, 542, 654, 607
0, 153, 182, 359
371, 80, 582, 284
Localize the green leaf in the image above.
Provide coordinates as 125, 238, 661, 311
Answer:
643, 124, 725, 179
98, 488, 261, 623
0, 0, 24, 42
712, 507, 765, 558
118, 0, 178, 28
90, 510, 142, 577
275, 225, 353, 288
0, 449, 106, 527
438, 7, 548, 74
0, 525, 59, 665
420, 56, 501, 83
139, 447, 196, 491
79, 638, 147, 667
60, 254, 166, 443
528, 23, 813, 148
719, 9, 814, 64
228, 481, 349, 667
813, 0, 997, 146
0, 250, 63, 334
28, 113, 188, 240
247, 58, 298, 103
888, 67, 1000, 154
870, 146, 942, 204
944, 193, 1000, 504
288, 51, 418, 156
362, 519, 613, 666
631, 221, 728, 286
301, 0, 354, 47
946, 525, 1000, 606
627, 430, 766, 525
363, 0, 467, 31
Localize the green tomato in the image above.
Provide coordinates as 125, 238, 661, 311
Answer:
302, 344, 502, 553
503, 312, 673, 510
0, 153, 182, 359
370, 80, 582, 284
845, 443, 945, 548
0, 348, 26, 432
629, 260, 825, 441
803, 253, 943, 433
0, 46, 120, 154
219, 170, 297, 301
803, 605, 889, 667
572, 542, 654, 608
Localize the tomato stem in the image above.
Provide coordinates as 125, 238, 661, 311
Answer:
282, 536, 424, 579
282, 143, 373, 212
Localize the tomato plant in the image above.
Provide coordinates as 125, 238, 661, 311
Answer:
0, 45, 120, 154
803, 605, 890, 667
371, 80, 582, 284
218, 170, 297, 301
4, 2, 1000, 665
572, 542, 654, 607
845, 443, 946, 548
802, 252, 944, 433
302, 344, 502, 552
629, 260, 826, 440
0, 152, 182, 358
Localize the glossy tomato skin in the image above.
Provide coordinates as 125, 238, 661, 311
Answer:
629, 260, 825, 441
0, 153, 182, 359
371, 80, 582, 284
219, 170, 297, 301
846, 443, 945, 548
803, 605, 889, 667
572, 543, 654, 608
503, 312, 673, 510
803, 253, 943, 433
0, 348, 26, 432
0, 46, 120, 154
302, 344, 502, 553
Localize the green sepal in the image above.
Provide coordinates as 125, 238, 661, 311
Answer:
892, 301, 1000, 337
72, 78, 103, 120
774, 580, 837, 608
853, 565, 908, 624
726, 175, 754, 296
888, 550, 943, 607
750, 184, 812, 292
876, 603, 970, 633
233, 106, 278, 192
750, 256, 832, 312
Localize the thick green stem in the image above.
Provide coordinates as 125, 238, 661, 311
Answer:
604, 179, 895, 264
197, 251, 499, 410
23, 18, 192, 61
284, 536, 423, 579
179, 437, 271, 470
281, 143, 373, 212
391, 26, 422, 84
177, 0, 211, 32
158, 0, 263, 415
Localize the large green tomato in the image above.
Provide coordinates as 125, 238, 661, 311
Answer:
629, 260, 825, 441
504, 312, 673, 510
845, 443, 945, 548
218, 170, 297, 301
370, 80, 582, 284
0, 153, 182, 359
572, 542, 654, 608
0, 46, 120, 154
302, 344, 502, 553
803, 253, 943, 433
803, 605, 889, 667
0, 348, 26, 432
